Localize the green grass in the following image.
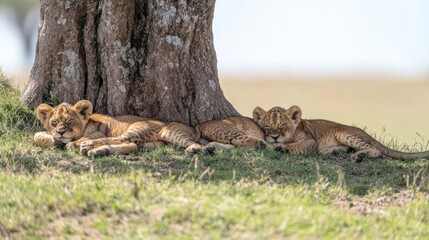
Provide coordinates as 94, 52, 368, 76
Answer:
1, 72, 429, 239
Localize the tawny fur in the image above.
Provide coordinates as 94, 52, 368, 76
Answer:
195, 116, 267, 150
253, 105, 429, 161
34, 100, 204, 156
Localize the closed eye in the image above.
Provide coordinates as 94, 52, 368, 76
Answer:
66, 119, 73, 124
50, 120, 58, 127
263, 126, 271, 130
279, 124, 286, 129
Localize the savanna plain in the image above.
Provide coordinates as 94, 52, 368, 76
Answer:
1, 72, 429, 239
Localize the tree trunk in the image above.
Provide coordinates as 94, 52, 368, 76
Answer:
21, 0, 239, 126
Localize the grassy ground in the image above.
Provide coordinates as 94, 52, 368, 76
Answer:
2, 73, 429, 239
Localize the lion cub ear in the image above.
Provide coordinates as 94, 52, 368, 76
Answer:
285, 105, 302, 126
36, 104, 54, 125
253, 106, 267, 124
73, 100, 93, 120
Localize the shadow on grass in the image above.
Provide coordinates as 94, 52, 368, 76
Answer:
2, 134, 428, 196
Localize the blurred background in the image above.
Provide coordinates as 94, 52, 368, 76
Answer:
1, 0, 428, 145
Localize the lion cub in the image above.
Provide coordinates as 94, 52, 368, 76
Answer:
34, 100, 205, 156
195, 117, 267, 150
253, 105, 429, 161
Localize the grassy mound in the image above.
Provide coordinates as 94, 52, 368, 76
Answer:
0, 71, 37, 137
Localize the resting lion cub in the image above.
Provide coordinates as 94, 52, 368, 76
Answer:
34, 100, 205, 156
195, 117, 267, 150
253, 105, 429, 161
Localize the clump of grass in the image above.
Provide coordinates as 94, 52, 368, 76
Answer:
0, 70, 37, 137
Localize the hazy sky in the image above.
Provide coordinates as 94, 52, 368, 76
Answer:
0, 0, 428, 75
213, 0, 429, 74
0, 10, 28, 73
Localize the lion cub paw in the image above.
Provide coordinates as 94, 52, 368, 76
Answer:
80, 140, 95, 156
87, 146, 111, 157
202, 145, 216, 155
34, 132, 65, 148
65, 141, 80, 151
256, 140, 268, 150
274, 145, 289, 154
185, 144, 203, 156
351, 152, 366, 163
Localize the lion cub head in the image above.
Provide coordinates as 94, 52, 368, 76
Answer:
36, 100, 93, 144
253, 105, 302, 143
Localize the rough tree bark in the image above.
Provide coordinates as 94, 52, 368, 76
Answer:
21, 0, 239, 126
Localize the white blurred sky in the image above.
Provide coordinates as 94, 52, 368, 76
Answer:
0, 0, 429, 76
0, 9, 29, 73
214, 0, 429, 75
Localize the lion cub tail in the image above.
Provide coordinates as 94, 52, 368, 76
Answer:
371, 139, 429, 160
194, 124, 202, 142
194, 124, 210, 145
